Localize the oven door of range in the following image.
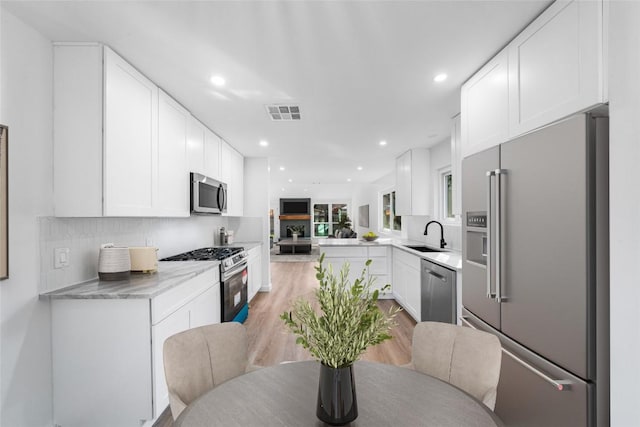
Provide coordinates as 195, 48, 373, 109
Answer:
220, 261, 248, 322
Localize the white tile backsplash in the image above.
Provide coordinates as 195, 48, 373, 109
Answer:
403, 215, 461, 251
39, 215, 262, 292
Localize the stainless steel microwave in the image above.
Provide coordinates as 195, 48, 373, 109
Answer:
190, 172, 227, 214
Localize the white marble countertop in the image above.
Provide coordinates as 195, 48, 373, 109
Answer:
318, 238, 462, 271
41, 260, 220, 300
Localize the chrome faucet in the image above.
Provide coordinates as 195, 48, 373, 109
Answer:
424, 220, 447, 249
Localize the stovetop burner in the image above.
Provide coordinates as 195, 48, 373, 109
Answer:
160, 247, 244, 262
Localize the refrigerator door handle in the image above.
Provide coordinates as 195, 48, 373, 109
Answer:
461, 316, 573, 392
501, 347, 573, 392
486, 170, 496, 300
495, 169, 507, 303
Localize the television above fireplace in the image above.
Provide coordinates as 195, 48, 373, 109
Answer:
280, 198, 310, 215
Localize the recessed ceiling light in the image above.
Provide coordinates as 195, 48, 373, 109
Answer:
279, 166, 285, 171
434, 73, 448, 83
259, 140, 269, 147
379, 140, 387, 146
281, 188, 285, 192
210, 75, 226, 87
357, 166, 363, 171
347, 178, 352, 182
288, 178, 293, 183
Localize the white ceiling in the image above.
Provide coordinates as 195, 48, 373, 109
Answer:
2, 0, 551, 195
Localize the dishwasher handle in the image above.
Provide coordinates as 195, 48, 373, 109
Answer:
423, 268, 446, 282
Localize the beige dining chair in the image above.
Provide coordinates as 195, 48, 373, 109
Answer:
407, 321, 502, 410
163, 322, 259, 420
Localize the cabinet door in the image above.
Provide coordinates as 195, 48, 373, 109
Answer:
403, 264, 421, 322
190, 284, 221, 327
461, 48, 510, 158
204, 128, 221, 180
392, 253, 406, 305
187, 115, 206, 175
508, 0, 603, 136
231, 148, 244, 216
158, 91, 189, 216
103, 47, 159, 216
220, 140, 233, 186
158, 92, 189, 216
248, 249, 262, 301
152, 306, 190, 418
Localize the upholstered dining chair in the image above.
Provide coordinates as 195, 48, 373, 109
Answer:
163, 322, 260, 420
407, 321, 502, 410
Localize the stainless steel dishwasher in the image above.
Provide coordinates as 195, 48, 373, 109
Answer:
420, 258, 456, 323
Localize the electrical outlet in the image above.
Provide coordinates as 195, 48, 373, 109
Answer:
54, 248, 70, 269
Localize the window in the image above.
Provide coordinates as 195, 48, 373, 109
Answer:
441, 170, 454, 220
313, 203, 349, 237
381, 190, 401, 232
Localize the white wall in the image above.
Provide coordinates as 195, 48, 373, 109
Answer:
608, 2, 640, 425
0, 10, 54, 426
241, 157, 271, 291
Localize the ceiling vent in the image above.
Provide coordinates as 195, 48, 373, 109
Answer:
265, 104, 301, 121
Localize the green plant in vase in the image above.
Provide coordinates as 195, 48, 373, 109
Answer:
280, 253, 400, 425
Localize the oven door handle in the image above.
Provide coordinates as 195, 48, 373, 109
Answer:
222, 261, 248, 281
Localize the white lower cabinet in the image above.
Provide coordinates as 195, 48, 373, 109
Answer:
392, 248, 421, 322
247, 246, 263, 301
50, 270, 220, 427
320, 246, 392, 298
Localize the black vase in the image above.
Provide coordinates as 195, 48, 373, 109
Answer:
316, 363, 358, 425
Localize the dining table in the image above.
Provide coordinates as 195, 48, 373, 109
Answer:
174, 360, 504, 426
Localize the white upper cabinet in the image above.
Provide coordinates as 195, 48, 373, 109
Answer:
187, 116, 222, 181
450, 114, 462, 217
461, 0, 605, 158
103, 47, 160, 216
54, 44, 160, 217
508, 0, 605, 136
204, 128, 221, 180
157, 91, 189, 217
220, 140, 244, 216
395, 148, 430, 216
187, 115, 206, 175
54, 43, 241, 218
460, 48, 510, 158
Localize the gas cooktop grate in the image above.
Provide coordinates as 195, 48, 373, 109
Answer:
160, 247, 244, 261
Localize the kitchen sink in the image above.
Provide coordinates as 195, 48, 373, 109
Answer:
404, 245, 445, 253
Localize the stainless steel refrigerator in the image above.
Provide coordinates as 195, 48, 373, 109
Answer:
461, 112, 609, 427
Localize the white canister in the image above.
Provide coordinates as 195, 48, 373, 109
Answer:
98, 244, 131, 281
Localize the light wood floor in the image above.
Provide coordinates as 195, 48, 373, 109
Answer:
246, 261, 416, 366
154, 260, 416, 427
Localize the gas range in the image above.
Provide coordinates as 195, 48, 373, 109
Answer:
160, 246, 248, 272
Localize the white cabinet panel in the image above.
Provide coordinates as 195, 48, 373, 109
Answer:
152, 304, 190, 418
220, 140, 244, 216
395, 148, 430, 216
461, 48, 510, 158
321, 246, 392, 299
103, 47, 159, 216
158, 91, 189, 217
53, 44, 104, 217
52, 299, 153, 426
204, 128, 221, 180
392, 248, 421, 322
247, 246, 262, 301
508, 0, 604, 136
187, 115, 206, 175
50, 271, 220, 426
190, 284, 221, 328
